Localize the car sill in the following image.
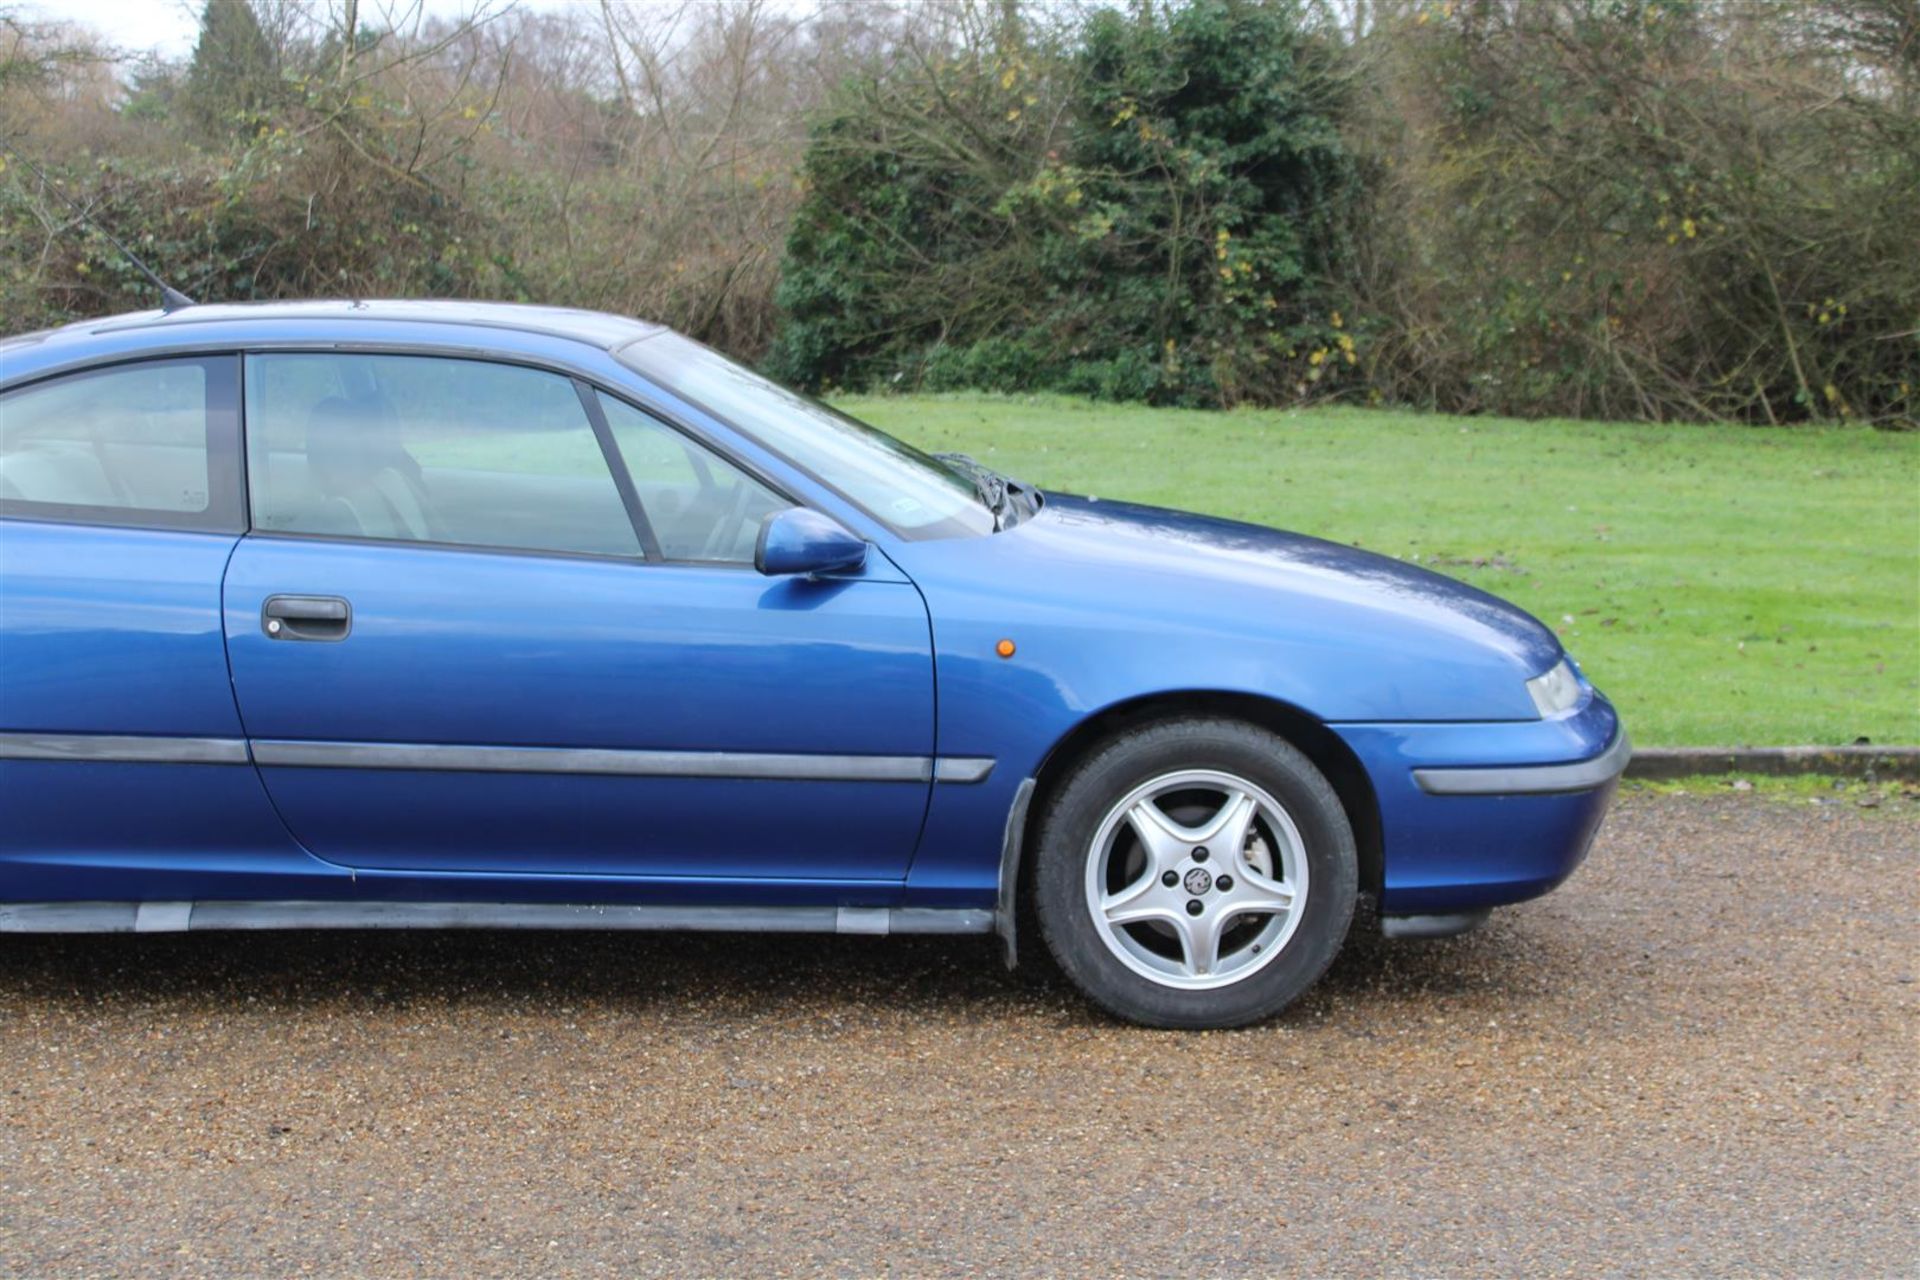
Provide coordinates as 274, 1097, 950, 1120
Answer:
0, 902, 996, 936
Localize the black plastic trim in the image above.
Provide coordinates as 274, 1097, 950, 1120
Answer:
249, 739, 998, 784
0, 354, 246, 534
0, 732, 250, 765
1413, 730, 1632, 796
993, 776, 1038, 968
574, 376, 662, 561
0, 901, 997, 935
9, 337, 884, 553
1380, 909, 1491, 939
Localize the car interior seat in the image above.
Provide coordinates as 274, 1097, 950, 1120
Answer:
304, 397, 438, 541
0, 442, 121, 509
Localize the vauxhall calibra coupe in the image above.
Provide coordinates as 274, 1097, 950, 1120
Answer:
0, 301, 1626, 1028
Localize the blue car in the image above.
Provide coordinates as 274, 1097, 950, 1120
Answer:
0, 302, 1626, 1027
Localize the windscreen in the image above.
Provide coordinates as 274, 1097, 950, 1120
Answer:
618, 333, 996, 540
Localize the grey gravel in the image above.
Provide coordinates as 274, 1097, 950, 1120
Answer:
1, 792, 1915, 1277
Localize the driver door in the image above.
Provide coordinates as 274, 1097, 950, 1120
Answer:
222, 351, 935, 885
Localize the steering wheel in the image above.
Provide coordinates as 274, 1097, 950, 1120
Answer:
681, 438, 716, 494
697, 478, 756, 562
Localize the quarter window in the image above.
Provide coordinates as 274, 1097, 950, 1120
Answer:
0, 356, 242, 531
245, 353, 641, 558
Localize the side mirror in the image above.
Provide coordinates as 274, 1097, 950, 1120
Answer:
754, 507, 867, 577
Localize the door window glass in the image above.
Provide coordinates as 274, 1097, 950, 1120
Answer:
0, 356, 241, 530
246, 354, 640, 558
597, 393, 786, 564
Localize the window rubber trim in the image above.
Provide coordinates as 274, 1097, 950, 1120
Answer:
573, 377, 662, 561
17, 340, 837, 558
0, 354, 246, 535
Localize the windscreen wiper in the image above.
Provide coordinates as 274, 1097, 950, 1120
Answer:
935, 452, 1013, 530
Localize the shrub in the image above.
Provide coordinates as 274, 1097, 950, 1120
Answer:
767, 0, 1361, 408
1348, 0, 1919, 425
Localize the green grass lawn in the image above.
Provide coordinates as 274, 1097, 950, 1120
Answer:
837, 393, 1920, 748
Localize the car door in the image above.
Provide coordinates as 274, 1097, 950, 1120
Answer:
222, 350, 936, 885
0, 355, 317, 901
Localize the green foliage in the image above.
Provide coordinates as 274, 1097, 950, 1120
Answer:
921, 335, 1044, 393
0, 140, 500, 328
1060, 0, 1358, 404
1353, 0, 1919, 425
773, 0, 1915, 424
1, 0, 510, 329
768, 0, 1360, 407
2, 0, 1913, 426
764, 91, 1030, 390
180, 0, 281, 136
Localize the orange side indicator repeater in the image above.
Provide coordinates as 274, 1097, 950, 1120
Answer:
995, 638, 1017, 659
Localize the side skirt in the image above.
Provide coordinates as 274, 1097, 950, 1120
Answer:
0, 901, 996, 936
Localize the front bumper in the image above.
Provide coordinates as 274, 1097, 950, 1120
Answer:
1413, 727, 1633, 796
1333, 692, 1627, 916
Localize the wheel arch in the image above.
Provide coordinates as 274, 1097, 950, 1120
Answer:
1001, 691, 1383, 965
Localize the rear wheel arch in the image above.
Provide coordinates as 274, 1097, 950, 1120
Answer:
1010, 693, 1383, 941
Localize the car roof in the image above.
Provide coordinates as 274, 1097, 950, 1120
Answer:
2, 299, 666, 360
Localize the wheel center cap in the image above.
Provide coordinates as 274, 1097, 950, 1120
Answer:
1183, 867, 1213, 895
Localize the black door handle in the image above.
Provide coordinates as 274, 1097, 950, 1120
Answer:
262, 595, 352, 642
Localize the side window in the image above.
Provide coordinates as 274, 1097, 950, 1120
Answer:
0, 356, 242, 531
246, 354, 641, 559
597, 393, 787, 564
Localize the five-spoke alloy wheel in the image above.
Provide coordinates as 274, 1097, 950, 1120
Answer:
1034, 718, 1357, 1028
1086, 769, 1308, 989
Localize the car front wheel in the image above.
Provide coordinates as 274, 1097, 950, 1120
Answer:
1033, 718, 1357, 1029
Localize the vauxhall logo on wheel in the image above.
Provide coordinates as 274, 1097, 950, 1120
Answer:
1183, 867, 1213, 896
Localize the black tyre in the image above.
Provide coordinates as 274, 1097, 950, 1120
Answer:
1033, 717, 1357, 1029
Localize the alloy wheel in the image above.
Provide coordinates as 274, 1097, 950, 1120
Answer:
1083, 769, 1310, 991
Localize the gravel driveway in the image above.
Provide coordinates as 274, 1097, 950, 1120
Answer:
2, 791, 1914, 1277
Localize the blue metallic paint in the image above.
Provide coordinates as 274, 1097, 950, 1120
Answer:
1, 302, 1624, 931
887, 495, 1602, 909
755, 507, 868, 576
0, 762, 344, 901
222, 534, 935, 879
0, 522, 244, 736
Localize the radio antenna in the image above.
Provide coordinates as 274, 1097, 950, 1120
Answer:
2, 142, 196, 313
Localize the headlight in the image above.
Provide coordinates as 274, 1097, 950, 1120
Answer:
1526, 658, 1582, 718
